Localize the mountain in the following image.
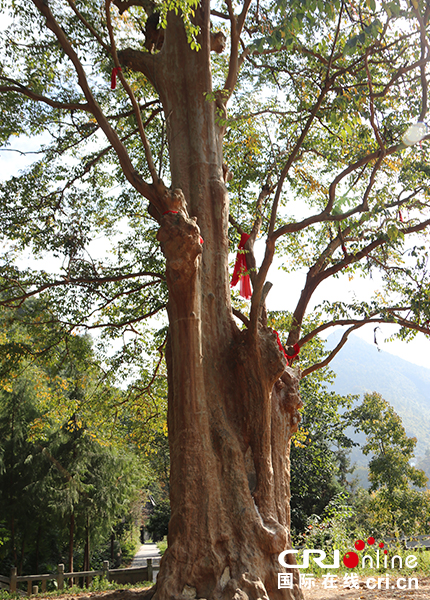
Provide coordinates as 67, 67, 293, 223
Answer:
325, 332, 430, 459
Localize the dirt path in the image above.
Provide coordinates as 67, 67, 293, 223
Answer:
30, 577, 430, 600
33, 589, 153, 600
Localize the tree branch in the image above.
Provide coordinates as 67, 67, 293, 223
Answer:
31, 0, 159, 207
224, 0, 253, 101
0, 78, 90, 111
287, 216, 430, 346
0, 270, 165, 307
302, 322, 367, 377
301, 309, 430, 378
65, 0, 111, 52
106, 0, 159, 185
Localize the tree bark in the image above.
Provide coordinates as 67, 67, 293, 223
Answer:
121, 4, 304, 599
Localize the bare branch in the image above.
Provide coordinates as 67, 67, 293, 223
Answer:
106, 99, 160, 121
224, 0, 253, 101
0, 270, 165, 307
414, 4, 430, 121
65, 0, 111, 52
364, 53, 385, 150
268, 81, 332, 238
232, 308, 250, 327
372, 56, 430, 99
286, 216, 430, 346
105, 0, 159, 185
302, 322, 366, 377
211, 9, 230, 20
229, 214, 245, 236
325, 1, 344, 81
82, 304, 167, 329
0, 78, 90, 111
31, 0, 159, 207
301, 309, 430, 377
271, 143, 402, 243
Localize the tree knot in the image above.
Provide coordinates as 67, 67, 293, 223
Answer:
157, 193, 202, 287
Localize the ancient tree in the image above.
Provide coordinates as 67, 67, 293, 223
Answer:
1, 0, 430, 599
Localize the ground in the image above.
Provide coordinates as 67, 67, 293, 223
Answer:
31, 576, 430, 600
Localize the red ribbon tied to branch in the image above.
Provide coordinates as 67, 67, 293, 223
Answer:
274, 330, 287, 359
231, 233, 252, 299
111, 67, 122, 90
287, 343, 300, 363
273, 331, 300, 364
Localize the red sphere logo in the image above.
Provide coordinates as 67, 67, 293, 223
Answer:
343, 551, 359, 569
343, 536, 384, 569
354, 539, 365, 551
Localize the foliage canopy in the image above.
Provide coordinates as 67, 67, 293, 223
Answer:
0, 0, 429, 376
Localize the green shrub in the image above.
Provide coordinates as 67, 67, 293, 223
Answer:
146, 502, 170, 543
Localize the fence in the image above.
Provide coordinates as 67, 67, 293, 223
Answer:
403, 535, 430, 549
0, 558, 160, 596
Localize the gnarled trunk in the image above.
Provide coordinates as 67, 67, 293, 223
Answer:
122, 4, 304, 599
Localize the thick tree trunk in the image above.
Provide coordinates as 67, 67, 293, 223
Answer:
122, 4, 303, 599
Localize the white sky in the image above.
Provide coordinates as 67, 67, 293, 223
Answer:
2, 128, 430, 370
258, 240, 430, 369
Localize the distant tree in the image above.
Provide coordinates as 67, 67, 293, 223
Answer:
0, 307, 144, 575
143, 431, 170, 503
146, 501, 171, 543
350, 392, 427, 493
350, 392, 429, 535
45, 417, 143, 575
353, 484, 430, 537
0, 376, 54, 574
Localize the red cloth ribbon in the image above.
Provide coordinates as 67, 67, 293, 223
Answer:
398, 210, 403, 222
274, 330, 287, 359
287, 343, 300, 363
111, 67, 122, 90
272, 332, 300, 364
231, 233, 252, 299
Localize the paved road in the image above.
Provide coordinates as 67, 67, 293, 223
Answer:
131, 542, 161, 568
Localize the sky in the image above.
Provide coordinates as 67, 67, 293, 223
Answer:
259, 242, 430, 370
2, 128, 430, 371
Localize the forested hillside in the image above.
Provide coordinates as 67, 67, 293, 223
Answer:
326, 332, 430, 461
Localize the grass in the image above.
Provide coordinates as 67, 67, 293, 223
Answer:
0, 577, 153, 600
156, 539, 167, 556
